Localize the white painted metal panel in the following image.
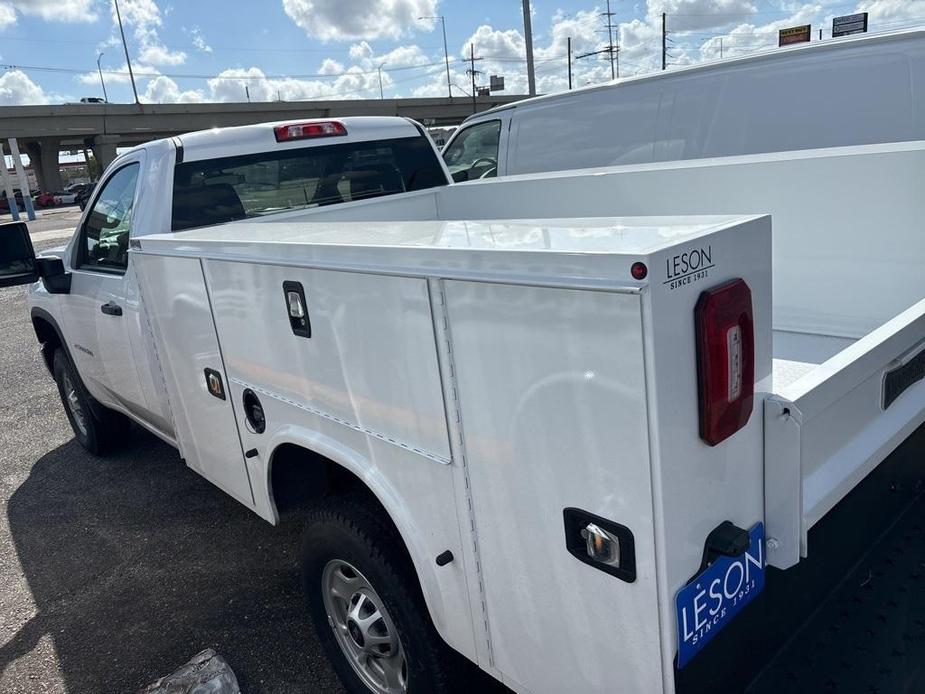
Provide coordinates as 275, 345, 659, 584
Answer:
436, 141, 925, 340
765, 298, 925, 568
133, 254, 254, 507
444, 281, 663, 694
639, 217, 772, 685
220, 376, 479, 663
202, 260, 451, 464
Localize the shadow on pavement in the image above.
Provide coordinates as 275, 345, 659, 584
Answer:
2, 428, 343, 693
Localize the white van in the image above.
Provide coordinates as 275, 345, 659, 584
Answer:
441, 28, 925, 181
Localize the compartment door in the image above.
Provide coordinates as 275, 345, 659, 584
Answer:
134, 253, 254, 508
443, 281, 664, 694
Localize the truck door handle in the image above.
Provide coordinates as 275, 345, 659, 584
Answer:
100, 301, 123, 316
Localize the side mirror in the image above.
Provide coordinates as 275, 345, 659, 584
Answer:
0, 221, 71, 294
0, 221, 38, 288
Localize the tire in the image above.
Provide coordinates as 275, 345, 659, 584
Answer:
53, 348, 130, 455
302, 494, 464, 694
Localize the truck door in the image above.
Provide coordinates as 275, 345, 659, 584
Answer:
64, 153, 168, 434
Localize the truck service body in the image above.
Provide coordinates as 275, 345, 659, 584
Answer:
1, 114, 923, 692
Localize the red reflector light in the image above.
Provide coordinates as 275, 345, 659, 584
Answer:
694, 278, 755, 446
274, 121, 347, 142
631, 261, 648, 280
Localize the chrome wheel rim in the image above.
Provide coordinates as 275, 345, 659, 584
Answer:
321, 559, 408, 694
62, 371, 88, 438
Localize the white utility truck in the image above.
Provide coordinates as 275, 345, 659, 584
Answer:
1, 117, 924, 694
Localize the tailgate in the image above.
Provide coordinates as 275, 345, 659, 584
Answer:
764, 297, 925, 569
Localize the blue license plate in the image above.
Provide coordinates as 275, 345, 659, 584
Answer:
676, 522, 765, 669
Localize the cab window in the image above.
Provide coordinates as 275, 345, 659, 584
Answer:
78, 163, 140, 273
442, 120, 501, 182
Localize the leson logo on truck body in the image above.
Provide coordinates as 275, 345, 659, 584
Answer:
664, 245, 714, 290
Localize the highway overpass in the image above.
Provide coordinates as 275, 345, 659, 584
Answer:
0, 95, 526, 192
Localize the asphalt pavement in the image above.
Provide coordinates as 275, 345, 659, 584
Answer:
0, 242, 344, 692
1, 207, 83, 244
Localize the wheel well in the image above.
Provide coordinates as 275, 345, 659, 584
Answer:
271, 443, 383, 518
31, 315, 62, 374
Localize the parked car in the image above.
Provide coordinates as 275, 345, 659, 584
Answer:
33, 191, 56, 208
0, 190, 25, 213
442, 28, 925, 180
52, 192, 77, 205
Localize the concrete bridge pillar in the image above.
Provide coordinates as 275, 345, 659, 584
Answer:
24, 138, 62, 193
86, 135, 121, 176
91, 142, 118, 173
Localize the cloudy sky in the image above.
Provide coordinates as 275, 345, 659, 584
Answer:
0, 0, 922, 105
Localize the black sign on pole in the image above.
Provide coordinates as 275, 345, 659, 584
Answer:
489, 75, 505, 92
779, 24, 812, 46
833, 12, 868, 37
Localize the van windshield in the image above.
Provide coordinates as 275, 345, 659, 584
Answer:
171, 135, 447, 231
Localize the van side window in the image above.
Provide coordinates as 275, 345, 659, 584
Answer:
442, 120, 501, 182
77, 163, 141, 273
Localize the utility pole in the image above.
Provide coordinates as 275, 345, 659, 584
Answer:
567, 36, 572, 90
96, 52, 109, 102
467, 43, 483, 114
719, 37, 723, 59
661, 12, 667, 70
603, 0, 616, 80
818, 28, 822, 40
522, 0, 536, 95
245, 85, 250, 102
113, 0, 139, 105
378, 62, 386, 99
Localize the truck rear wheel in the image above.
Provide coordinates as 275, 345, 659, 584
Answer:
301, 495, 462, 694
53, 348, 129, 455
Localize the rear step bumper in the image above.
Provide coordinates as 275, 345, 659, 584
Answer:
675, 423, 925, 694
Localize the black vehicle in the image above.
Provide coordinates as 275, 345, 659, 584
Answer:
76, 183, 96, 211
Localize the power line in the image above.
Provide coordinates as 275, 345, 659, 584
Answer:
1, 59, 462, 81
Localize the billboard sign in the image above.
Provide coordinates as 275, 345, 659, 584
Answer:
779, 24, 811, 46
833, 12, 868, 37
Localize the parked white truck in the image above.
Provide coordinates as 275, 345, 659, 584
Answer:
1, 116, 924, 694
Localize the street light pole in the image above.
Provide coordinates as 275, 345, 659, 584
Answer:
97, 52, 108, 102
419, 15, 452, 99
113, 0, 140, 105
522, 0, 536, 95
378, 62, 386, 99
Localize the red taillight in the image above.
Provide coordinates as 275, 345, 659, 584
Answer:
694, 278, 754, 446
273, 120, 347, 142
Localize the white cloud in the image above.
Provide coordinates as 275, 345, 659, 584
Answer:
203, 65, 386, 103
319, 58, 345, 75
650, 0, 758, 32
142, 75, 204, 103
5, 0, 96, 23
138, 43, 187, 65
282, 0, 437, 41
102, 0, 186, 67
78, 62, 160, 85
189, 26, 212, 52
350, 41, 374, 61
0, 69, 49, 105
0, 3, 16, 28
856, 0, 925, 23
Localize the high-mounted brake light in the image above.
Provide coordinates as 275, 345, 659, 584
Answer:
273, 121, 347, 142
694, 278, 755, 446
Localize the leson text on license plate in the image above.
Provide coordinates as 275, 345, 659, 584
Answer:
675, 522, 765, 669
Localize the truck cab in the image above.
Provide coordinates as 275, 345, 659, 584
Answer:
20, 116, 450, 451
